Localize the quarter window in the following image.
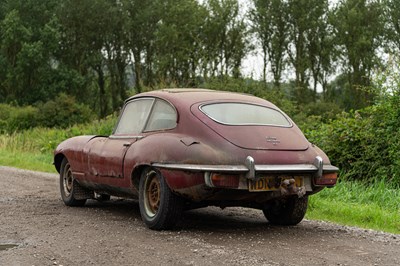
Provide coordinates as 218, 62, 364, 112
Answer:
114, 98, 154, 135
144, 100, 177, 131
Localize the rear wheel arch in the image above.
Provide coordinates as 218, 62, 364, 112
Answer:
138, 166, 184, 230
131, 165, 179, 196
131, 164, 150, 190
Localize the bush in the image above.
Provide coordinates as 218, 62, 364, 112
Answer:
0, 104, 39, 133
305, 77, 400, 186
302, 57, 400, 186
0, 94, 95, 133
37, 93, 94, 128
293, 101, 343, 133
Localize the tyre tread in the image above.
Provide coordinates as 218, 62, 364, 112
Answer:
263, 196, 308, 226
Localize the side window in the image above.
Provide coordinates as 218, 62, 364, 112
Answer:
114, 98, 154, 135
144, 99, 177, 132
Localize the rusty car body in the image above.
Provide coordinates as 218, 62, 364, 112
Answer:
54, 89, 338, 230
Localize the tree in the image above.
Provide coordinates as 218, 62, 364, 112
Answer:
0, 10, 32, 102
286, 0, 335, 103
286, 0, 311, 101
155, 0, 207, 86
124, 0, 162, 91
57, 0, 103, 106
305, 0, 334, 100
0, 0, 62, 105
332, 0, 384, 109
386, 0, 400, 53
250, 0, 289, 88
104, 0, 130, 110
203, 0, 249, 79
58, 0, 130, 117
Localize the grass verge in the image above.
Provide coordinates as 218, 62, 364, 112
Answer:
0, 149, 55, 173
307, 180, 400, 234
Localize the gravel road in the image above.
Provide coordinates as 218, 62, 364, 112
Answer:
0, 166, 399, 266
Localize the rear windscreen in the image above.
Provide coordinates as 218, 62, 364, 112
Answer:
200, 103, 291, 127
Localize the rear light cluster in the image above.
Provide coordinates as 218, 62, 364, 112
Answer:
205, 172, 337, 188
314, 172, 338, 186
205, 173, 239, 188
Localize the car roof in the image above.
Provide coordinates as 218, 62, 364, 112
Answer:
126, 88, 278, 109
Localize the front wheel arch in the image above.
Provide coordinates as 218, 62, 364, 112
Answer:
59, 157, 88, 207
54, 153, 65, 173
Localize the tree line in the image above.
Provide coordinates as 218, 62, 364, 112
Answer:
0, 0, 399, 118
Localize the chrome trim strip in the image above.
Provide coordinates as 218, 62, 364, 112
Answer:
152, 162, 338, 173
109, 135, 144, 140
323, 165, 340, 172
254, 164, 318, 172
152, 163, 248, 172
72, 171, 85, 178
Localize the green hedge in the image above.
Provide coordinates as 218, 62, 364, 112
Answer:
305, 87, 400, 185
0, 93, 94, 133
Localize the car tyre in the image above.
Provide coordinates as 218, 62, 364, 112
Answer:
60, 158, 87, 207
263, 196, 308, 226
139, 167, 183, 230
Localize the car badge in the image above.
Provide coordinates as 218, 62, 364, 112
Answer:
266, 136, 280, 145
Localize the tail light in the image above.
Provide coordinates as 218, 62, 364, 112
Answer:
205, 173, 239, 188
314, 172, 338, 186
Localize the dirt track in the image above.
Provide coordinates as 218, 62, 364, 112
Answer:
0, 166, 399, 266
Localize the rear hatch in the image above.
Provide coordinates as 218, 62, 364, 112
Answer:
191, 102, 309, 151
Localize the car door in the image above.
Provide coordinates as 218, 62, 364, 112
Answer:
87, 98, 155, 183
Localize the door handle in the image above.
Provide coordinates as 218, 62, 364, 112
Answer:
123, 143, 132, 147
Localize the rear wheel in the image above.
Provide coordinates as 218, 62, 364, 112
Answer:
60, 158, 87, 207
263, 196, 308, 225
139, 167, 183, 230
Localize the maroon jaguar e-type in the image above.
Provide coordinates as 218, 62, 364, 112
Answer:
54, 89, 338, 230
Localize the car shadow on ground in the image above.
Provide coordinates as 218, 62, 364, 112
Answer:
83, 198, 141, 218
82, 198, 289, 233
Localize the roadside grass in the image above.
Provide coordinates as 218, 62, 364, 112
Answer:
0, 115, 116, 172
307, 180, 400, 234
0, 149, 54, 173
0, 114, 116, 154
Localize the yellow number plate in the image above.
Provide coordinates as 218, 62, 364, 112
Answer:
248, 176, 304, 192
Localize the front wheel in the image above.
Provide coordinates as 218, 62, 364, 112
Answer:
263, 196, 308, 226
60, 158, 87, 207
139, 168, 183, 230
